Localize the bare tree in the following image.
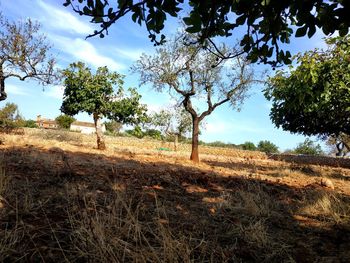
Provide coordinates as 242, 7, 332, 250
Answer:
133, 33, 256, 162
0, 15, 56, 101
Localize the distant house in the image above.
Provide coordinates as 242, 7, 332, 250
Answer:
70, 121, 105, 134
36, 115, 59, 129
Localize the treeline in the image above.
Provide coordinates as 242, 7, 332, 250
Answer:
0, 103, 334, 157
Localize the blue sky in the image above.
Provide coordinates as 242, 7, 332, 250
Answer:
1, 0, 330, 151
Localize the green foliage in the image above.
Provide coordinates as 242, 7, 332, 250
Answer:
126, 126, 144, 139
55, 114, 76, 129
257, 140, 279, 154
265, 36, 350, 137
63, 0, 350, 66
0, 15, 56, 101
240, 141, 257, 151
294, 138, 324, 156
147, 108, 193, 138
61, 62, 147, 149
205, 141, 240, 149
143, 129, 162, 140
133, 32, 254, 162
61, 62, 147, 124
24, 120, 37, 128
0, 103, 24, 128
105, 120, 122, 135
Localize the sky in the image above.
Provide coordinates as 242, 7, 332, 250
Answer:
1, 0, 331, 151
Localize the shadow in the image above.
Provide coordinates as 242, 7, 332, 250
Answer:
203, 159, 281, 173
204, 158, 350, 181
0, 145, 349, 262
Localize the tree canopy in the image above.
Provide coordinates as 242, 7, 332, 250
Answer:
55, 114, 76, 129
147, 107, 193, 139
61, 62, 147, 149
293, 138, 324, 156
264, 36, 350, 138
133, 33, 255, 162
257, 140, 279, 154
0, 15, 56, 101
0, 102, 24, 128
63, 0, 350, 66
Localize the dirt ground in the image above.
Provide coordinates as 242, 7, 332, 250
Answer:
0, 129, 349, 262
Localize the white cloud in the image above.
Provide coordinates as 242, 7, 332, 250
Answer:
115, 48, 146, 62
52, 35, 125, 71
43, 85, 64, 100
6, 84, 29, 96
37, 0, 94, 35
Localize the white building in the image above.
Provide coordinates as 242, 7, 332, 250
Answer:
70, 121, 106, 134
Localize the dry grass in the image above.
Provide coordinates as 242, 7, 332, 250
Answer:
0, 129, 349, 262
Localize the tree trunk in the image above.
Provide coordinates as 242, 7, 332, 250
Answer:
190, 117, 200, 163
93, 113, 106, 150
0, 67, 7, 101
174, 134, 178, 151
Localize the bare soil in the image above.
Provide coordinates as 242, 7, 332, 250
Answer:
0, 129, 349, 262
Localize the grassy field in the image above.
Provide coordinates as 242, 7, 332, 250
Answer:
0, 128, 349, 262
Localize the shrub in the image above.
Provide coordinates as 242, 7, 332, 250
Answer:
105, 120, 123, 135
143, 129, 162, 140
257, 140, 279, 154
24, 120, 38, 128
241, 141, 257, 151
126, 126, 144, 138
55, 114, 76, 129
294, 138, 324, 155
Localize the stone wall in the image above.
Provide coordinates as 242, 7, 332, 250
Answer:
269, 154, 350, 169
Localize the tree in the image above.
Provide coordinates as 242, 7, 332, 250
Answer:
257, 140, 279, 154
294, 138, 324, 156
0, 102, 24, 128
55, 114, 76, 129
265, 36, 350, 139
24, 119, 38, 128
0, 15, 56, 101
105, 120, 122, 135
61, 62, 147, 150
148, 109, 173, 136
63, 0, 350, 66
133, 34, 255, 162
148, 107, 193, 139
325, 133, 350, 157
241, 141, 257, 151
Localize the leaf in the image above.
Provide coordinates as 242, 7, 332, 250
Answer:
307, 25, 316, 38
295, 26, 307, 37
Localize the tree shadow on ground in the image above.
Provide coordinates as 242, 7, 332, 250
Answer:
204, 158, 350, 181
0, 146, 349, 262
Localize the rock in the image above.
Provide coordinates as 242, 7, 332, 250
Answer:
320, 178, 334, 190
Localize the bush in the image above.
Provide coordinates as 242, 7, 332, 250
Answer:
55, 115, 76, 129
241, 141, 257, 151
294, 138, 324, 155
126, 126, 144, 138
105, 120, 123, 135
143, 129, 162, 140
257, 140, 279, 154
0, 102, 25, 129
205, 141, 239, 148
24, 120, 38, 128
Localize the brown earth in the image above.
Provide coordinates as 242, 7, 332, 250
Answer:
0, 128, 349, 262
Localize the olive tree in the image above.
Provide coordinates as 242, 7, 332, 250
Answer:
61, 62, 147, 150
133, 34, 255, 162
0, 15, 56, 101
